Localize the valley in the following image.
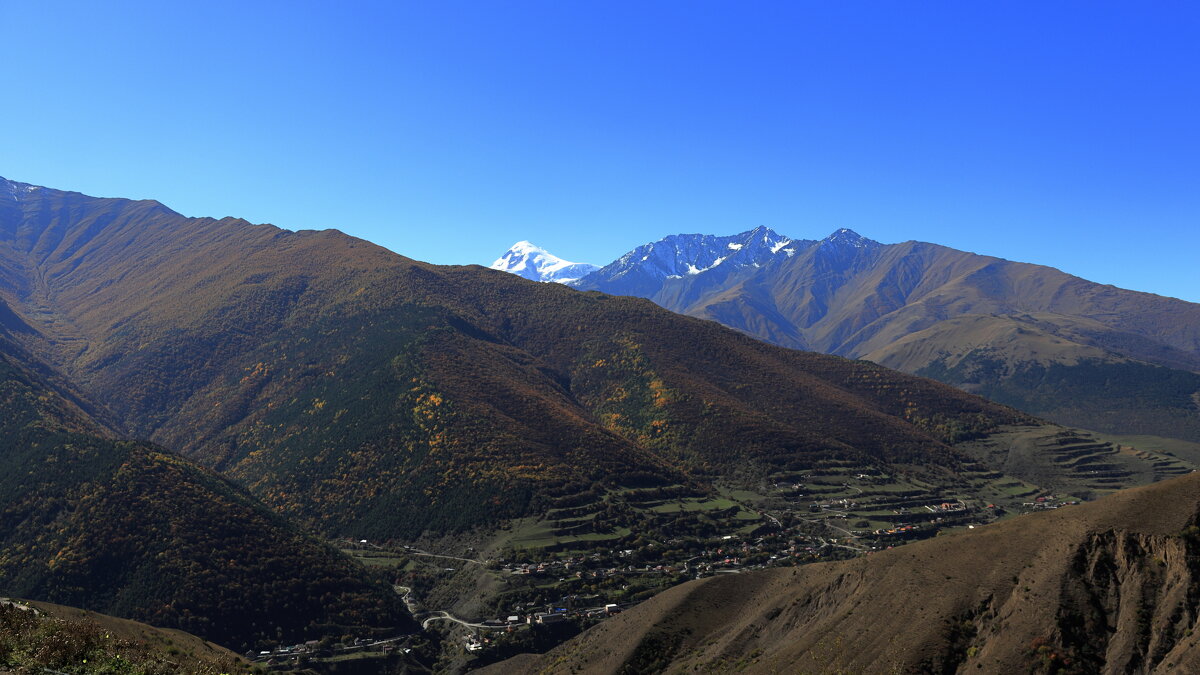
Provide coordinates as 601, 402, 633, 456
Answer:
1, 177, 1198, 673
6, 4, 1197, 673
337, 425, 1195, 671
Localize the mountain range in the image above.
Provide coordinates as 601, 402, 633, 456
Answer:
0, 177, 1044, 537
494, 227, 1200, 444
0, 176, 1046, 663
3, 175, 1197, 669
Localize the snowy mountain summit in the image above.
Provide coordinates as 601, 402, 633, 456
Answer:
490, 241, 600, 284
571, 226, 812, 296
1, 176, 40, 202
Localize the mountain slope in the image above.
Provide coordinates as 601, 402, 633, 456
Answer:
0, 178, 1035, 540
575, 226, 1200, 442
0, 330, 412, 651
0, 599, 253, 674
867, 314, 1200, 443
490, 241, 598, 283
481, 471, 1200, 674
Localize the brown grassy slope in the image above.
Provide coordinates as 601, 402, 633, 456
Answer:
862, 313, 1129, 373
1, 599, 254, 673
608, 236, 1200, 441
0, 181, 668, 513
864, 311, 1200, 377
480, 472, 1200, 675
381, 264, 1031, 467
0, 180, 1034, 537
859, 313, 1200, 443
687, 240, 1200, 363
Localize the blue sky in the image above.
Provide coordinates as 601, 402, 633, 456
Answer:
2, 1, 1197, 301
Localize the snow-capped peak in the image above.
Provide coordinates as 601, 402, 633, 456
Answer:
820, 228, 877, 249
490, 241, 600, 284
1, 176, 38, 202
575, 226, 820, 293
505, 240, 542, 255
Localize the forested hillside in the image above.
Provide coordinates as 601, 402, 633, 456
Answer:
0, 332, 412, 651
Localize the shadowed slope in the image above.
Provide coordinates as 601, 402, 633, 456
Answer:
867, 314, 1200, 443
0, 332, 412, 651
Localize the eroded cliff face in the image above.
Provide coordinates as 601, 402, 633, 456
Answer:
951, 526, 1200, 674
1052, 529, 1200, 673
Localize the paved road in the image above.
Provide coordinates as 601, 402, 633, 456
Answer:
799, 516, 868, 551
393, 585, 418, 613
418, 610, 512, 631
407, 548, 484, 565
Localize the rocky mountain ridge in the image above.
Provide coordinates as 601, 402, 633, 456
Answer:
495, 223, 1200, 442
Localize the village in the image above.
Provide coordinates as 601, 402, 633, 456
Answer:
255, 466, 1082, 669
247, 635, 414, 668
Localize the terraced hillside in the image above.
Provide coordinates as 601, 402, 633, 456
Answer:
482, 471, 1200, 674
489, 424, 1195, 556
332, 422, 1199, 673
958, 426, 1194, 499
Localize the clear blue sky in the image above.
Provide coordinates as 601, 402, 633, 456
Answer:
2, 1, 1197, 301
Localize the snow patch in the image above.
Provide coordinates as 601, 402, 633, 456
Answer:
684, 256, 728, 276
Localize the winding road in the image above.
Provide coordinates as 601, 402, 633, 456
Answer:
418, 610, 513, 631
